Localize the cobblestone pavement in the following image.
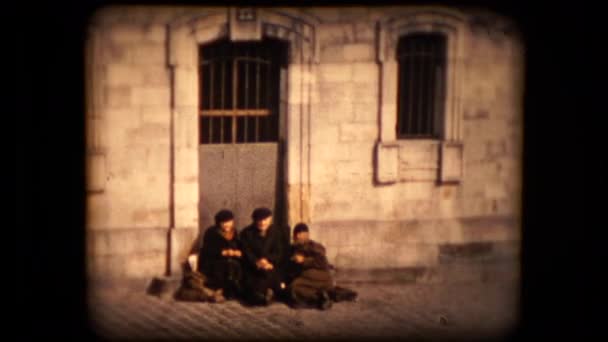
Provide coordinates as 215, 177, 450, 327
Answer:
87, 276, 519, 341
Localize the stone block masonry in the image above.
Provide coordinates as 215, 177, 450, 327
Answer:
85, 5, 523, 283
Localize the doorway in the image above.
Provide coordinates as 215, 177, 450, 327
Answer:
198, 37, 289, 232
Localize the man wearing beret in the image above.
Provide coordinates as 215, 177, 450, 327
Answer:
285, 223, 358, 310
198, 209, 243, 301
239, 207, 285, 305
285, 223, 334, 310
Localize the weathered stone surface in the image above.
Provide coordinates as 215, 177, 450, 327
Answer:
99, 38, 132, 64
132, 86, 170, 107
140, 65, 170, 86
318, 64, 353, 83
317, 89, 355, 124
339, 122, 377, 142
140, 105, 169, 125
169, 227, 199, 275
332, 242, 438, 268
87, 193, 110, 229
351, 62, 378, 83
107, 24, 148, 44
343, 43, 375, 62
320, 44, 345, 63
288, 66, 316, 86
353, 21, 375, 42
86, 117, 107, 150
126, 122, 170, 147
398, 141, 440, 182
89, 251, 167, 280
86, 5, 524, 279
310, 122, 340, 144
88, 227, 168, 257
336, 159, 374, 184
318, 23, 356, 46
132, 206, 170, 228
87, 152, 107, 192
393, 181, 436, 201
353, 101, 378, 123
458, 197, 498, 218
106, 64, 144, 86
352, 81, 379, 103
309, 161, 338, 185
463, 108, 490, 120
174, 204, 198, 229
173, 66, 198, 106
485, 139, 508, 159
347, 141, 375, 162
375, 143, 398, 184
459, 216, 520, 242
484, 182, 508, 199
439, 142, 463, 183
311, 196, 354, 221
395, 199, 438, 220
173, 108, 198, 149
104, 85, 132, 108
311, 141, 351, 163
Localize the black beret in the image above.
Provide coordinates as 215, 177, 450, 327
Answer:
251, 207, 272, 221
214, 209, 234, 224
293, 223, 309, 237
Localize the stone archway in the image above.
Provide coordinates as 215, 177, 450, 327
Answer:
165, 7, 320, 275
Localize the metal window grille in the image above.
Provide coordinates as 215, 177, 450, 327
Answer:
199, 38, 288, 144
396, 33, 447, 139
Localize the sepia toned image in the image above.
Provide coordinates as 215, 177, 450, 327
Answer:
84, 5, 524, 340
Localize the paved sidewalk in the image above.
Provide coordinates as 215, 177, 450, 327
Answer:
87, 272, 519, 341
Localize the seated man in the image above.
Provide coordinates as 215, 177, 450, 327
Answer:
285, 223, 334, 310
286, 223, 359, 310
239, 207, 285, 306
198, 209, 243, 300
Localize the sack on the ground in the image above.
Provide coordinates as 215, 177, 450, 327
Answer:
174, 270, 213, 301
174, 269, 218, 302
329, 285, 358, 302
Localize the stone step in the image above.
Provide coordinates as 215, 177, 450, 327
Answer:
142, 261, 518, 298
333, 259, 520, 285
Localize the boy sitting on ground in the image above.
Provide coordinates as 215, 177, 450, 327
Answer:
286, 223, 357, 310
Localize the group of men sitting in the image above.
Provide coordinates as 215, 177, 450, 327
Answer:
175, 207, 356, 310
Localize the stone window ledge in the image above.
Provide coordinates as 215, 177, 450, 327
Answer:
375, 139, 463, 185
374, 8, 466, 187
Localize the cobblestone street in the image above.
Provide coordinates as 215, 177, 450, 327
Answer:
88, 271, 519, 341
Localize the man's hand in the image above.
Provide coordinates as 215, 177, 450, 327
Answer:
293, 253, 305, 264
222, 249, 242, 257
256, 259, 267, 269
256, 258, 273, 270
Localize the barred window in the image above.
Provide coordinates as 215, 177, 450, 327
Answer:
396, 33, 447, 139
199, 38, 288, 144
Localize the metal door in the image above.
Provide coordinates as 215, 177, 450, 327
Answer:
197, 38, 288, 231
199, 143, 283, 230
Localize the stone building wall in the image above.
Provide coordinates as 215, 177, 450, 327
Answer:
85, 6, 524, 282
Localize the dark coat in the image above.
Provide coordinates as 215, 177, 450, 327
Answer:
286, 240, 332, 282
239, 224, 285, 273
198, 225, 241, 276
286, 240, 359, 304
293, 240, 331, 269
